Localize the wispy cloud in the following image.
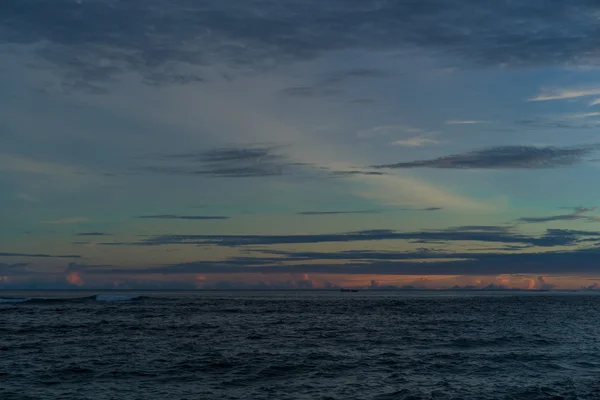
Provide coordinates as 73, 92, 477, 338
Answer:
136, 215, 230, 220
358, 125, 424, 139
445, 120, 486, 125
141, 146, 310, 178
359, 125, 442, 147
42, 218, 90, 224
516, 118, 600, 130
566, 112, 600, 119
355, 174, 496, 211
298, 206, 442, 214
297, 210, 381, 216
590, 98, 600, 107
393, 137, 441, 147
0, 252, 80, 258
372, 145, 600, 170
529, 88, 600, 102
518, 206, 599, 224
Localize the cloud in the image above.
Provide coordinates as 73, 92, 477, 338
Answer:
536, 276, 555, 290
297, 210, 380, 216
332, 170, 388, 176
136, 215, 230, 220
66, 271, 84, 286
566, 112, 600, 119
76, 232, 113, 236
515, 118, 600, 130
141, 146, 311, 178
99, 226, 592, 248
42, 217, 90, 224
584, 282, 600, 290
372, 145, 600, 170
392, 137, 441, 147
0, 252, 80, 258
518, 206, 599, 224
7, 0, 600, 90
355, 173, 495, 212
358, 125, 424, 139
529, 88, 600, 102
590, 99, 600, 107
0, 262, 30, 278
299, 206, 443, 214
63, 243, 600, 277
445, 120, 486, 125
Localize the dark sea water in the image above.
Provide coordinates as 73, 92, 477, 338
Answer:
2, 291, 600, 399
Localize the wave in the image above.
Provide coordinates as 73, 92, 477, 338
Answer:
0, 294, 145, 304
95, 294, 143, 302
0, 298, 31, 303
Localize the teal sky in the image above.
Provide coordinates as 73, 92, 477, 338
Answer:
4, 1, 600, 290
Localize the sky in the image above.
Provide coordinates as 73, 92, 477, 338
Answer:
4, 0, 600, 290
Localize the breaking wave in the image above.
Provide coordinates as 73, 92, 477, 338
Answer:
0, 294, 145, 304
0, 297, 31, 303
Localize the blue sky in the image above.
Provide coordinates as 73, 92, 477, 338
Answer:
4, 0, 600, 289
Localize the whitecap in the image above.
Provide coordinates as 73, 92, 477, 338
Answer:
0, 298, 30, 303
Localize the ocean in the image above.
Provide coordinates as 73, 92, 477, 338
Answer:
1, 290, 600, 399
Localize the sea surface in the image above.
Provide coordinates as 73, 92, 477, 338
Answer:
2, 290, 600, 399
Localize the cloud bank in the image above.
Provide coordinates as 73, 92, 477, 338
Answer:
372, 145, 600, 170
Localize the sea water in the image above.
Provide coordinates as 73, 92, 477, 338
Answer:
1, 290, 600, 399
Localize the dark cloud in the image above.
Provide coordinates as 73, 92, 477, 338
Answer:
372, 145, 600, 170
167, 247, 600, 275
443, 225, 514, 232
98, 226, 594, 248
246, 249, 461, 262
518, 206, 599, 224
141, 146, 310, 178
0, 252, 81, 259
332, 170, 388, 176
5, 1, 600, 90
395, 207, 444, 212
298, 210, 380, 215
66, 245, 600, 276
136, 215, 230, 220
76, 232, 113, 236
